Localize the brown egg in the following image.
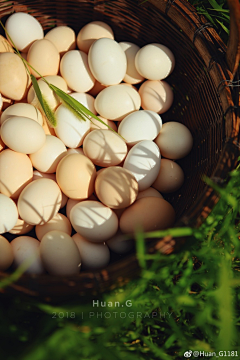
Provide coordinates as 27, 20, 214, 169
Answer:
155, 122, 193, 160
27, 39, 60, 78
0, 235, 14, 271
136, 187, 163, 200
120, 197, 175, 234
35, 213, 72, 241
0, 149, 33, 199
56, 153, 96, 199
0, 53, 27, 100
9, 218, 34, 235
152, 159, 184, 193
95, 167, 138, 209
45, 26, 76, 56
0, 35, 14, 53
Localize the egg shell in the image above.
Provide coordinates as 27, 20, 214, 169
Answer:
60, 50, 95, 92
45, 26, 76, 56
155, 121, 193, 160
27, 39, 60, 78
0, 235, 14, 270
29, 135, 67, 173
118, 110, 162, 146
0, 35, 14, 53
66, 193, 97, 219
106, 230, 134, 254
0, 149, 33, 199
120, 197, 175, 233
72, 233, 110, 270
95, 84, 141, 121
5, 12, 44, 52
83, 129, 128, 167
40, 230, 81, 275
123, 140, 161, 191
136, 187, 163, 200
1, 116, 46, 154
119, 42, 144, 84
77, 21, 114, 53
17, 178, 62, 225
0, 52, 27, 100
139, 80, 174, 114
0, 103, 43, 126
54, 103, 91, 148
88, 38, 127, 86
56, 153, 96, 200
0, 194, 18, 234
90, 116, 117, 132
135, 43, 175, 80
70, 200, 118, 242
9, 218, 34, 235
35, 213, 72, 241
11, 236, 45, 274
95, 166, 138, 209
152, 159, 184, 193
88, 81, 106, 97
70, 92, 96, 114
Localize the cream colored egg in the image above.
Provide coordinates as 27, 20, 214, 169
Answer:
90, 116, 117, 132
88, 81, 106, 97
0, 35, 14, 53
11, 236, 45, 274
27, 75, 67, 111
83, 129, 127, 167
120, 197, 175, 234
0, 235, 14, 271
106, 230, 134, 254
139, 80, 174, 114
123, 140, 161, 191
27, 39, 60, 78
1, 116, 46, 154
40, 230, 81, 275
119, 42, 144, 84
35, 213, 72, 241
88, 38, 127, 86
9, 218, 34, 235
152, 159, 184, 193
29, 135, 67, 173
60, 50, 95, 92
95, 84, 141, 121
0, 193, 18, 234
155, 121, 193, 159
0, 52, 27, 100
70, 200, 118, 242
17, 178, 62, 225
54, 103, 91, 148
135, 43, 175, 80
77, 21, 114, 53
118, 110, 162, 146
136, 187, 163, 200
45, 26, 76, 56
70, 92, 96, 114
0, 149, 33, 199
95, 167, 138, 209
5, 12, 44, 52
0, 103, 43, 126
56, 153, 96, 200
72, 233, 110, 270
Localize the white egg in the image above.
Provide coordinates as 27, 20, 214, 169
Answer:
0, 194, 18, 234
88, 38, 127, 86
70, 200, 118, 242
11, 236, 45, 274
123, 140, 161, 191
54, 103, 91, 148
0, 103, 43, 126
72, 233, 110, 270
118, 110, 162, 146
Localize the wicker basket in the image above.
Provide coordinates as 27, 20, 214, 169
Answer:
0, 0, 239, 302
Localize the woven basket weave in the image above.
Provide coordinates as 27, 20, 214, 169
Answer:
0, 0, 239, 302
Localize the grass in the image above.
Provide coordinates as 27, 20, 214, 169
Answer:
1, 0, 239, 359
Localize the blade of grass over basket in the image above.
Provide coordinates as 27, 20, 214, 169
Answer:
0, 257, 36, 289
31, 75, 57, 128
135, 228, 147, 269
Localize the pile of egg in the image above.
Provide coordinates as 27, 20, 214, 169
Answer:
0, 12, 193, 276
